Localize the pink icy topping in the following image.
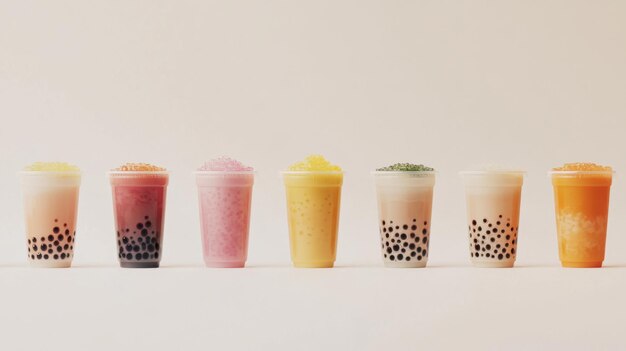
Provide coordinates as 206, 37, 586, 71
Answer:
198, 157, 253, 172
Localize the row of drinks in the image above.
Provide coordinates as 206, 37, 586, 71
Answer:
19, 157, 612, 268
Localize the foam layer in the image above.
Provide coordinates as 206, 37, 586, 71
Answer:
113, 163, 166, 172
377, 163, 434, 171
553, 163, 612, 172
287, 155, 342, 172
198, 157, 253, 172
24, 162, 79, 172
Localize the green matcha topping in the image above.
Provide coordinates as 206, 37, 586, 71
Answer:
376, 163, 434, 172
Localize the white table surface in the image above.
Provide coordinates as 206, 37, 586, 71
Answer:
2, 262, 625, 351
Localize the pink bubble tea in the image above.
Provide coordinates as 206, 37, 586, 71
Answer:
196, 158, 254, 268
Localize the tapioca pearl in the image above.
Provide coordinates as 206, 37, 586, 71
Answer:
155, 243, 160, 250
486, 230, 491, 235
389, 255, 395, 261
488, 223, 492, 228
403, 224, 408, 230
47, 249, 53, 254
411, 224, 417, 230
125, 244, 132, 252
473, 239, 478, 243
392, 245, 400, 252
32, 245, 38, 252
424, 221, 427, 225
511, 248, 516, 254
506, 253, 511, 259
478, 226, 482, 232
401, 248, 406, 253
473, 228, 476, 233
400, 234, 407, 240
53, 254, 59, 260
394, 233, 399, 238
410, 233, 415, 238
63, 244, 69, 250
154, 252, 159, 259
512, 239, 516, 244
60, 253, 66, 259
391, 238, 395, 243
486, 253, 491, 258
126, 253, 133, 259
402, 242, 408, 248
385, 233, 389, 238
472, 220, 477, 225
506, 235, 511, 240
385, 242, 389, 247
136, 223, 144, 230
490, 237, 495, 242
133, 245, 140, 252
151, 237, 157, 243
141, 243, 147, 250
395, 226, 399, 230
506, 223, 510, 227
417, 247, 422, 253
422, 237, 427, 244
56, 246, 62, 252
502, 248, 507, 253
70, 245, 73, 250
36, 253, 42, 259
48, 235, 54, 241
58, 234, 64, 241
68, 236, 73, 243
422, 228, 427, 235
409, 243, 416, 250
510, 227, 514, 232
475, 244, 480, 251
486, 244, 491, 250
30, 254, 35, 259
386, 247, 392, 254
417, 255, 423, 260
483, 218, 487, 223
397, 253, 404, 260
411, 251, 416, 257
141, 229, 148, 237
53, 227, 60, 234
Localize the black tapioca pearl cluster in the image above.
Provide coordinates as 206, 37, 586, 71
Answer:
117, 216, 160, 261
468, 214, 518, 260
380, 218, 429, 262
27, 219, 75, 261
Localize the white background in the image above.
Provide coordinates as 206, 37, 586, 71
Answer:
1, 1, 626, 350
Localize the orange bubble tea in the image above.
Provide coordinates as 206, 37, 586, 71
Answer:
550, 163, 613, 268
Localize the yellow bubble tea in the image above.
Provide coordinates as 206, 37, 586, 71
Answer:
284, 155, 343, 268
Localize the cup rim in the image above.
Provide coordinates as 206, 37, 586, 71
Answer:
194, 170, 255, 175
280, 171, 344, 175
370, 170, 437, 176
108, 171, 169, 176
459, 170, 526, 176
19, 170, 82, 176
548, 170, 615, 176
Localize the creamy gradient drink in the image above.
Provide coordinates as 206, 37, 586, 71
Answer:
109, 163, 168, 268
461, 168, 524, 268
550, 163, 613, 268
21, 162, 81, 268
282, 155, 343, 268
373, 163, 435, 268
196, 157, 254, 268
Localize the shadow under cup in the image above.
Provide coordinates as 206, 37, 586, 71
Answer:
109, 172, 169, 268
20, 171, 81, 268
461, 171, 524, 268
373, 171, 435, 268
195, 171, 254, 268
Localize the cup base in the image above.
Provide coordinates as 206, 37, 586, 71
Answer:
293, 261, 334, 268
384, 261, 427, 268
561, 261, 602, 268
471, 259, 515, 268
120, 261, 160, 268
204, 261, 245, 268
28, 260, 72, 268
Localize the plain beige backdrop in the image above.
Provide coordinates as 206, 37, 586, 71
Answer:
1, 1, 626, 350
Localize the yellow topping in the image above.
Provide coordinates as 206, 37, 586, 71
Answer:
553, 163, 612, 172
288, 155, 342, 171
24, 162, 79, 172
113, 163, 166, 172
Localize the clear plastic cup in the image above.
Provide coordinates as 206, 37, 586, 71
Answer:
460, 170, 524, 268
550, 170, 613, 268
372, 171, 435, 268
20, 171, 81, 268
282, 171, 343, 268
109, 171, 169, 268
195, 171, 254, 268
